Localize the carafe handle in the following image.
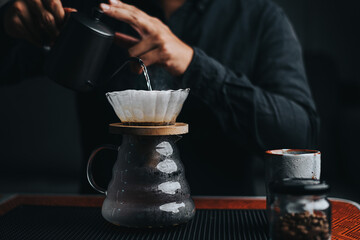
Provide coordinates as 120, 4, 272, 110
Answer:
86, 144, 118, 194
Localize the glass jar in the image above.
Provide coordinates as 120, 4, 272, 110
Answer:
269, 178, 331, 240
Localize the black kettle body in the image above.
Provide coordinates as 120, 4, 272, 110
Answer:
44, 9, 114, 91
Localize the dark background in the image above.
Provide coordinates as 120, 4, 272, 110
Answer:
0, 0, 360, 201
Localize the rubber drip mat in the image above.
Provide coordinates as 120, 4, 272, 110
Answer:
0, 205, 269, 240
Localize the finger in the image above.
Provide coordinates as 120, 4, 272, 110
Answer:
128, 37, 157, 58
114, 32, 140, 48
42, 0, 65, 27
63, 7, 77, 22
64, 7, 77, 13
138, 48, 163, 68
6, 13, 39, 46
12, 1, 41, 44
25, 0, 58, 40
100, 2, 151, 35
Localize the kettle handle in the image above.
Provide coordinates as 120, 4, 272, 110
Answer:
86, 144, 119, 194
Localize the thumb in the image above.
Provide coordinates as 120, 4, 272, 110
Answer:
63, 7, 77, 21
64, 7, 78, 14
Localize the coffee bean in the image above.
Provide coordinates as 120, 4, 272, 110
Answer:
274, 211, 330, 240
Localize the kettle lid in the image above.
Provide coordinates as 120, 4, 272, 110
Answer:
72, 8, 114, 38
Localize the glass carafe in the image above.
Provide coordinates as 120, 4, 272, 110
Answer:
87, 133, 195, 227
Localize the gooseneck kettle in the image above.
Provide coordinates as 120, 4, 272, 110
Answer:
44, 8, 115, 91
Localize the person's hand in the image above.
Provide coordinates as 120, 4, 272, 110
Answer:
3, 0, 76, 46
100, 0, 194, 76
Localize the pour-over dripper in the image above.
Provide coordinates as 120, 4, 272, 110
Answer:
106, 57, 189, 125
106, 89, 190, 125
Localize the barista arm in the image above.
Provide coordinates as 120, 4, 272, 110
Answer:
100, 0, 194, 77
0, 1, 75, 84
0, 1, 29, 84
0, 1, 47, 83
180, 5, 319, 150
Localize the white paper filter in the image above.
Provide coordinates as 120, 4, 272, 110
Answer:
106, 89, 190, 125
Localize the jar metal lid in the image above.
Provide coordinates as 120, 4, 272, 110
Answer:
269, 178, 330, 195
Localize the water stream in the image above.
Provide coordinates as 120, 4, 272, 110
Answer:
138, 59, 152, 91
110, 57, 152, 91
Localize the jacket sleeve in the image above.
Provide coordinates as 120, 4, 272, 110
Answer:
180, 7, 319, 151
0, 1, 45, 84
